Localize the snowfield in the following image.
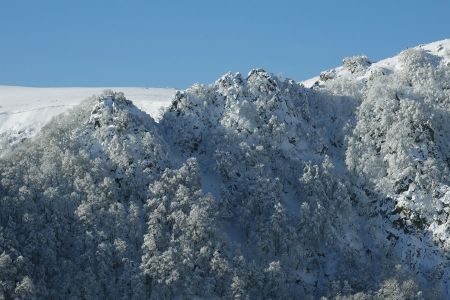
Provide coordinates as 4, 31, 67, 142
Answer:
1, 39, 450, 299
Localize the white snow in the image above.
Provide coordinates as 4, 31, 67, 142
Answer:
0, 86, 176, 139
301, 38, 450, 88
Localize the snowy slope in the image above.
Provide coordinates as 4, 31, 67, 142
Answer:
0, 86, 176, 144
302, 39, 450, 88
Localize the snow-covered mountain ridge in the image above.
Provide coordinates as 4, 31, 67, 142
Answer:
1, 39, 450, 299
301, 39, 450, 88
0, 86, 176, 150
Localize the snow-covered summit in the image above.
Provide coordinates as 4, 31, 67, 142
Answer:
302, 38, 450, 88
89, 91, 157, 129
0, 86, 175, 149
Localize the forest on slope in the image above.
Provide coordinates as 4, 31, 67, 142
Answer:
1, 40, 450, 299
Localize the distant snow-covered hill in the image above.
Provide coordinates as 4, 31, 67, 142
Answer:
0, 86, 176, 149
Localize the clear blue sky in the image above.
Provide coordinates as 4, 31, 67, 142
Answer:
1, 0, 449, 89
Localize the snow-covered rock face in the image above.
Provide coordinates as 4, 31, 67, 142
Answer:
2, 39, 450, 299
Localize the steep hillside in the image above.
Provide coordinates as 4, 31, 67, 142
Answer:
1, 40, 450, 299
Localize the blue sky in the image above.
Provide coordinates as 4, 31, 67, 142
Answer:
1, 0, 449, 89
